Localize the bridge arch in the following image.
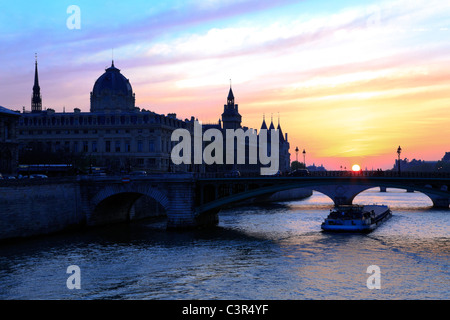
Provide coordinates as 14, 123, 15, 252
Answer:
315, 182, 449, 208
348, 182, 450, 208
195, 178, 450, 215
88, 184, 170, 226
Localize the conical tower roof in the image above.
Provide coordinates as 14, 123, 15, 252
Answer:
261, 114, 268, 130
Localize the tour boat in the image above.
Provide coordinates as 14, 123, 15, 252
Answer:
321, 204, 392, 233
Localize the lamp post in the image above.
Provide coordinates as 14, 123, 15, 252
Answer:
397, 145, 402, 175
303, 149, 306, 169
295, 147, 299, 165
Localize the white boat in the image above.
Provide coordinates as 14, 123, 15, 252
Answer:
321, 204, 392, 233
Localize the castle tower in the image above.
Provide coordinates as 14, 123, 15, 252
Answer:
221, 84, 242, 130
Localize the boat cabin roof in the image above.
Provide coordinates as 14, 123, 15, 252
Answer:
334, 205, 364, 212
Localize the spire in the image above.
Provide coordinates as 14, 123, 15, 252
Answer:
33, 53, 40, 89
261, 114, 268, 130
222, 81, 241, 130
227, 80, 235, 105
277, 112, 285, 142
107, 59, 119, 71
277, 112, 283, 131
269, 113, 275, 130
31, 53, 42, 113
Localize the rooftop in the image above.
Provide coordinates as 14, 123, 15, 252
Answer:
0, 106, 20, 117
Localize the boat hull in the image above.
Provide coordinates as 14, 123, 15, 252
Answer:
321, 205, 391, 233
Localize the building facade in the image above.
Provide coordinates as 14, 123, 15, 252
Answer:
0, 106, 20, 174
17, 60, 192, 174
16, 58, 291, 175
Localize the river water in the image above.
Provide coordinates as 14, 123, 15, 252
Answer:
0, 188, 448, 300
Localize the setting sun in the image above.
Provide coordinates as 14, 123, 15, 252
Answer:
352, 164, 361, 172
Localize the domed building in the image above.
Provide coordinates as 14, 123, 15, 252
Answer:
15, 57, 291, 176
90, 61, 136, 113
16, 59, 193, 174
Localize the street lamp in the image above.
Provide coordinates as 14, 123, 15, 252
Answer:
295, 147, 299, 164
303, 149, 306, 169
397, 145, 402, 175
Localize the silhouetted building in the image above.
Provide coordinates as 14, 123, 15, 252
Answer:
393, 158, 439, 172
17, 59, 192, 173
203, 86, 291, 174
0, 106, 20, 174
16, 57, 291, 175
307, 163, 327, 172
221, 87, 242, 130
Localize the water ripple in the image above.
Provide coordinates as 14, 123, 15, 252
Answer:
0, 190, 448, 299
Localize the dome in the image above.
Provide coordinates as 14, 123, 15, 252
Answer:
90, 61, 135, 113
92, 62, 132, 96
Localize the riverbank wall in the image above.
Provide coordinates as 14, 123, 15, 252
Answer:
0, 179, 84, 241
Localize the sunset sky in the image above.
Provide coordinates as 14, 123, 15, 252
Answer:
1, 0, 449, 170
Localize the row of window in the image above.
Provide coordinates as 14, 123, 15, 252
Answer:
33, 139, 175, 154
19, 114, 187, 128
19, 128, 157, 135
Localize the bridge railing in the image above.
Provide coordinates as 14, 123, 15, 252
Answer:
2, 170, 449, 185
195, 171, 450, 179
309, 171, 450, 178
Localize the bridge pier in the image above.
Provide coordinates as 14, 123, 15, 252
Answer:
430, 197, 450, 209
166, 179, 197, 229
166, 177, 219, 229
314, 185, 372, 207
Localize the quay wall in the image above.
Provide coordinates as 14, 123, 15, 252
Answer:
0, 179, 83, 241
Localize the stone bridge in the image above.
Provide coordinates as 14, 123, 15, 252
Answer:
195, 173, 450, 216
81, 171, 450, 229
1, 171, 449, 240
